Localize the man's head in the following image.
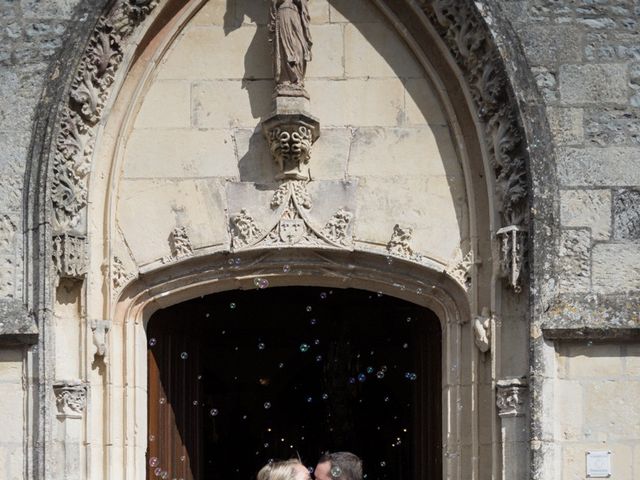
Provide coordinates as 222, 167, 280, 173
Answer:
314, 452, 362, 480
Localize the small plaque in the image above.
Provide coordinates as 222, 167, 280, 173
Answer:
586, 451, 611, 478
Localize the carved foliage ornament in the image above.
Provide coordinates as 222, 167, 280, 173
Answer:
230, 181, 353, 251
51, 0, 159, 234
496, 378, 528, 418
419, 0, 529, 289
52, 233, 87, 279
53, 381, 87, 418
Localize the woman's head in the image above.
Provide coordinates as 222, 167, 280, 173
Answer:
257, 459, 311, 480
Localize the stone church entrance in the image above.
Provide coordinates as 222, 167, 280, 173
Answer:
146, 287, 441, 480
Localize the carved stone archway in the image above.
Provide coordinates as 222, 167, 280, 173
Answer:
24, 1, 554, 479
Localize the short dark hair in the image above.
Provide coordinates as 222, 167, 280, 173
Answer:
318, 452, 363, 480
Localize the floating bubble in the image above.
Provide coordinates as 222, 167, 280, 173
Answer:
384, 396, 390, 402
314, 339, 320, 345
205, 313, 210, 318
348, 377, 356, 384
159, 397, 166, 405
148, 338, 157, 347
366, 366, 374, 374
180, 456, 186, 462
403, 343, 409, 349
154, 467, 162, 476
357, 373, 366, 382
377, 292, 383, 297
264, 443, 270, 448
180, 352, 189, 360
322, 393, 329, 400
210, 408, 219, 417
254, 278, 269, 289
416, 288, 423, 295
330, 465, 342, 478
283, 265, 291, 273
299, 343, 310, 353
381, 365, 388, 372
148, 434, 155, 442
234, 257, 241, 266
320, 292, 327, 300
228, 258, 234, 265
149, 457, 159, 468
242, 415, 248, 420
315, 355, 323, 362
310, 318, 317, 325
278, 362, 285, 368
376, 371, 385, 379
404, 372, 417, 381
308, 467, 315, 474
193, 400, 199, 406
306, 396, 313, 403
306, 305, 312, 312
257, 342, 266, 350
160, 471, 168, 479
386, 256, 393, 265
380, 461, 386, 467
264, 402, 271, 409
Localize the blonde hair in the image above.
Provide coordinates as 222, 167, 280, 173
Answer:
257, 459, 302, 480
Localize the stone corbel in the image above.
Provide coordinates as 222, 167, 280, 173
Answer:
53, 380, 87, 419
262, 99, 320, 181
496, 225, 525, 293
496, 377, 528, 418
91, 319, 111, 358
473, 307, 492, 353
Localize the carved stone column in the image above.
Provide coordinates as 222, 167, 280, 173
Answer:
53, 381, 87, 480
496, 378, 529, 480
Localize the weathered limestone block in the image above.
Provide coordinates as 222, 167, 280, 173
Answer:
135, 80, 191, 129
558, 147, 640, 186
560, 189, 611, 240
559, 64, 628, 105
585, 109, 640, 146
613, 189, 640, 240
305, 24, 344, 78
519, 25, 583, 66
557, 229, 591, 293
547, 107, 584, 145
593, 243, 640, 293
584, 380, 640, 438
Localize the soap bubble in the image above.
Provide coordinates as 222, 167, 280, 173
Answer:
330, 465, 342, 478
376, 371, 385, 379
154, 467, 162, 476
234, 257, 241, 265
366, 366, 374, 374
149, 457, 159, 467
283, 265, 291, 273
180, 456, 185, 462
322, 393, 329, 400
357, 373, 366, 382
254, 278, 269, 289
228, 258, 234, 265
210, 408, 219, 417
404, 372, 417, 381
384, 396, 390, 402
264, 402, 271, 409
306, 396, 313, 403
160, 471, 168, 479
348, 377, 356, 384
315, 355, 323, 362
403, 343, 409, 349
379, 461, 386, 467
406, 316, 412, 322
306, 305, 312, 312
310, 318, 317, 325
148, 434, 155, 442
314, 339, 320, 345
278, 362, 285, 369
229, 302, 236, 309
299, 343, 310, 353
180, 352, 188, 360
159, 397, 166, 405
257, 342, 266, 350
148, 338, 157, 347
386, 256, 393, 265
193, 400, 199, 406
320, 292, 327, 299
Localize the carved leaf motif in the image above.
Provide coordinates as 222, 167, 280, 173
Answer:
321, 209, 353, 246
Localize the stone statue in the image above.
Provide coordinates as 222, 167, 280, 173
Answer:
269, 0, 312, 97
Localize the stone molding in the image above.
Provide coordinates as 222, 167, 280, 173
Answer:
496, 377, 528, 418
419, 0, 530, 290
53, 381, 87, 418
50, 0, 159, 277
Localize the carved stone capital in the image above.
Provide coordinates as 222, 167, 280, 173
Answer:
262, 108, 320, 181
52, 233, 87, 280
496, 378, 528, 418
53, 381, 87, 418
497, 225, 526, 293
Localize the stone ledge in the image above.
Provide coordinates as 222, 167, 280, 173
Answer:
542, 295, 640, 340
0, 299, 37, 345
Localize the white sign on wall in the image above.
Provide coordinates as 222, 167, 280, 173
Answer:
586, 451, 611, 478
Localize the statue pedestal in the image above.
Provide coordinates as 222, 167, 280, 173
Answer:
262, 97, 320, 181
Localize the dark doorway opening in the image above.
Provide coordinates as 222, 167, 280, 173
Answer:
147, 287, 441, 480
